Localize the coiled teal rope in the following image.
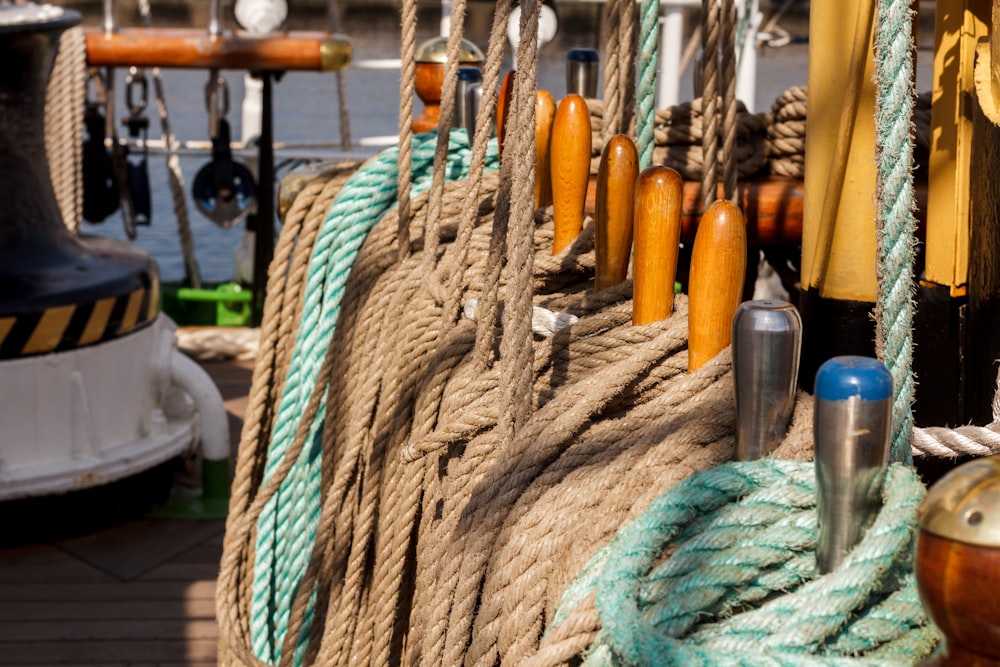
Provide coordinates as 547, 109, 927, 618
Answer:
873, 0, 917, 465
636, 0, 659, 170
545, 460, 938, 666
249, 130, 499, 664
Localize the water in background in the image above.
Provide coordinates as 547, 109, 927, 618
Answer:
71, 3, 933, 283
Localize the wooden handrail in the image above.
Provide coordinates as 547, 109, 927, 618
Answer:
84, 27, 351, 71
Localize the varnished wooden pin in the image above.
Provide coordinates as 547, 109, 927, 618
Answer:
632, 166, 683, 324
550, 93, 592, 254
594, 134, 638, 290
687, 199, 747, 372
534, 90, 556, 209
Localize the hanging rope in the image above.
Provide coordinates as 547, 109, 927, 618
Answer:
700, 0, 720, 208
136, 0, 203, 287
873, 0, 918, 465
46, 26, 86, 233
636, 0, 660, 170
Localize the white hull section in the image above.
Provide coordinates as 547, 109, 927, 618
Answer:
0, 315, 227, 500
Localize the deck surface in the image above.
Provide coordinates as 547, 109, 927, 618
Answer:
0, 359, 254, 667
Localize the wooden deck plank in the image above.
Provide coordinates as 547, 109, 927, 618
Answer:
138, 562, 222, 582
0, 579, 217, 601
0, 544, 118, 584
0, 358, 252, 667
55, 519, 225, 581
0, 638, 217, 663
0, 599, 216, 621
0, 619, 219, 641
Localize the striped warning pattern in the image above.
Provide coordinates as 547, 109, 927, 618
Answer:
0, 279, 159, 360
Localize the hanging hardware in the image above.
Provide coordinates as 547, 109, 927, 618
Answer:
81, 70, 120, 224
192, 70, 256, 228
123, 66, 152, 226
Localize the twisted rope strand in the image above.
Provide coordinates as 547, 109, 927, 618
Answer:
873, 0, 918, 465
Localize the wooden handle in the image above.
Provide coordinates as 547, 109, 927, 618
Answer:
632, 166, 683, 324
497, 70, 515, 162
688, 199, 747, 372
535, 90, 556, 209
595, 134, 638, 290
550, 94, 592, 254
84, 28, 351, 71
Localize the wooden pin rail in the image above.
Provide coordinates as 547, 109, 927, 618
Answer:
583, 176, 930, 246
84, 27, 352, 71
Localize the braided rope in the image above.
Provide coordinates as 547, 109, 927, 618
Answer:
636, 0, 659, 170
246, 132, 492, 663
720, 0, 738, 199
700, 0, 720, 208
539, 461, 936, 666
46, 25, 86, 233
873, 0, 918, 465
135, 0, 202, 287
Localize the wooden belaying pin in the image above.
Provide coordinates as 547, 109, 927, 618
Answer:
687, 199, 746, 372
496, 70, 515, 162
732, 300, 802, 460
550, 93, 592, 254
632, 166, 683, 324
535, 90, 556, 209
916, 456, 1000, 666
595, 134, 638, 290
813, 356, 892, 574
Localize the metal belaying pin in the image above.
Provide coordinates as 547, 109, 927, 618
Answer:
453, 66, 483, 132
566, 48, 599, 98
813, 356, 892, 574
732, 300, 802, 461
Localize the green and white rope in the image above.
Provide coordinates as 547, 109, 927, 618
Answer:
545, 460, 938, 666
636, 0, 659, 170
873, 0, 917, 465
249, 130, 498, 663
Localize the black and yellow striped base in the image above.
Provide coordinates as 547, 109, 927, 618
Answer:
0, 274, 159, 359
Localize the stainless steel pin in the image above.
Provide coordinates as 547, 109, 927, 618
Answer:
814, 356, 892, 574
566, 48, 599, 98
732, 300, 802, 461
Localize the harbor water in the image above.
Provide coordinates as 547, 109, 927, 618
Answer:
60, 2, 934, 284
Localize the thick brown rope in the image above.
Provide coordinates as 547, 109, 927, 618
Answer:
395, 0, 417, 260
700, 0, 720, 208
46, 26, 86, 232
721, 0, 738, 199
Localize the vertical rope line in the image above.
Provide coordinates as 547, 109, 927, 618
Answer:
135, 0, 202, 286
617, 0, 638, 139
873, 0, 917, 465
637, 0, 660, 170
327, 0, 353, 152
720, 0, 738, 200
498, 0, 541, 438
602, 0, 624, 145
419, 0, 470, 277
396, 0, 418, 260
700, 0, 720, 209
438, 0, 510, 326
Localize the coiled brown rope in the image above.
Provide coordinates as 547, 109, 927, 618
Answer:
588, 97, 769, 181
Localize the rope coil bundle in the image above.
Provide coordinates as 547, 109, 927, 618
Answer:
216, 0, 993, 664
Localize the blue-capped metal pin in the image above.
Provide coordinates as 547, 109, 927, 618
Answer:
814, 356, 893, 573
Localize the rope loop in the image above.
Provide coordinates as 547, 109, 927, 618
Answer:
543, 461, 938, 666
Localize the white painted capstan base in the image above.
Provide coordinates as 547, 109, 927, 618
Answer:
0, 315, 228, 500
